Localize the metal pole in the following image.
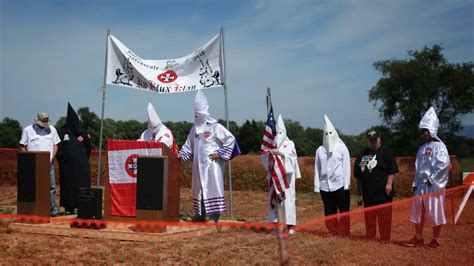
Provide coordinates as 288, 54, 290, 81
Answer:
96, 29, 110, 187
221, 27, 234, 220
267, 87, 288, 265
267, 87, 286, 225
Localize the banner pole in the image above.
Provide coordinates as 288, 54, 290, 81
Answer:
221, 27, 234, 220
97, 29, 110, 187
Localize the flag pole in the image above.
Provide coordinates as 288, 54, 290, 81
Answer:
267, 87, 289, 265
97, 29, 110, 187
221, 27, 234, 220
268, 88, 287, 227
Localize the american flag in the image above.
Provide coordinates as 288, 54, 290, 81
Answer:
261, 90, 288, 207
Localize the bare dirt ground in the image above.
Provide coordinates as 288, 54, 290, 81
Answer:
1, 186, 473, 264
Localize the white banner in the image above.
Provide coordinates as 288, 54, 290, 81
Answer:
106, 31, 224, 93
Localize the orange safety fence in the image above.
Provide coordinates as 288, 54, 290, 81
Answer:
0, 148, 471, 264
0, 184, 472, 264
0, 148, 461, 197
294, 184, 473, 264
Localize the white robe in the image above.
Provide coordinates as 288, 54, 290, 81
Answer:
138, 125, 174, 150
314, 140, 351, 193
262, 139, 301, 225
179, 122, 237, 215
410, 141, 450, 226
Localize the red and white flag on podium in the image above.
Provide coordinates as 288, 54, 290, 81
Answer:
108, 140, 162, 216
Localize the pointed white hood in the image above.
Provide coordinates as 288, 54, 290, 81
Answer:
419, 106, 441, 142
275, 114, 289, 148
275, 114, 302, 179
147, 102, 162, 134
194, 90, 216, 134
323, 114, 340, 153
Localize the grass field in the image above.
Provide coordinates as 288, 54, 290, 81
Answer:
1, 185, 473, 264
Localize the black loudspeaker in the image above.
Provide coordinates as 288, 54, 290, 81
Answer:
136, 157, 166, 211
77, 187, 103, 219
17, 153, 36, 203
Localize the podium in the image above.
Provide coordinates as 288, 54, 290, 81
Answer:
104, 142, 181, 221
17, 151, 51, 217
136, 155, 181, 222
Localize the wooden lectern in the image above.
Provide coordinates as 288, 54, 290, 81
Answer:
136, 155, 181, 222
103, 144, 181, 221
17, 151, 51, 217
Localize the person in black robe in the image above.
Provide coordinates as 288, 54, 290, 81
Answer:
56, 103, 92, 214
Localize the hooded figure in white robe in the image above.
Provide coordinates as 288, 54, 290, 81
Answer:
179, 90, 240, 221
138, 103, 176, 153
262, 114, 301, 226
314, 115, 351, 235
315, 115, 351, 192
410, 107, 450, 226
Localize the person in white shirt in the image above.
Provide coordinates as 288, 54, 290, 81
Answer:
138, 102, 176, 153
19, 112, 61, 216
404, 107, 450, 249
314, 115, 351, 236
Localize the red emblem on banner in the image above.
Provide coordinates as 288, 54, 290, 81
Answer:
124, 154, 139, 178
157, 70, 178, 83
204, 131, 211, 139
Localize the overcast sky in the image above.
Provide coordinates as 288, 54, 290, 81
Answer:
1, 0, 473, 135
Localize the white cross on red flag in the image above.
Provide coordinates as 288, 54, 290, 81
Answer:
108, 140, 162, 216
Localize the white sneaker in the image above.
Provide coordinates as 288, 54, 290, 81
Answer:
288, 228, 296, 235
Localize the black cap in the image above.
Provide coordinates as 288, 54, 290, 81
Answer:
367, 130, 379, 139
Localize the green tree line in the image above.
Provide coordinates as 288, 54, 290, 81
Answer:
2, 113, 474, 158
